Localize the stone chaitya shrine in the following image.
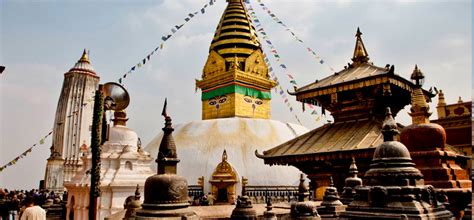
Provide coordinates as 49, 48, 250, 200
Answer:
134, 104, 198, 219
339, 108, 454, 219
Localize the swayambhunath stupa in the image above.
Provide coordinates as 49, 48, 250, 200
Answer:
0, 0, 471, 219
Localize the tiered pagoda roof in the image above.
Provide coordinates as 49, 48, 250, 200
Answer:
258, 28, 434, 166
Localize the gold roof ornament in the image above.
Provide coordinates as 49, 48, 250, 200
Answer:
408, 65, 431, 124
69, 49, 96, 74
79, 49, 90, 64
351, 27, 370, 66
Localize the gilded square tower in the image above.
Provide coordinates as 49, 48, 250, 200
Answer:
196, 0, 276, 120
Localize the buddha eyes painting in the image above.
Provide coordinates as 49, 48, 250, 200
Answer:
208, 95, 228, 109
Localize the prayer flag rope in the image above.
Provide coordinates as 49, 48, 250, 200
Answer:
247, 5, 321, 122
0, 131, 53, 173
254, 0, 336, 73
117, 0, 217, 84
0, 102, 89, 173
262, 53, 303, 125
247, 4, 322, 122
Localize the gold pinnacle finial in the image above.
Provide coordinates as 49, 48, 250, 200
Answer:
356, 27, 362, 37
410, 64, 425, 87
79, 49, 90, 63
352, 27, 369, 66
409, 66, 431, 125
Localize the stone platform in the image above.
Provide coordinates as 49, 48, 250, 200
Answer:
105, 202, 322, 220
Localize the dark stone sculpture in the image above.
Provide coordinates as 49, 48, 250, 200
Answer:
339, 107, 453, 219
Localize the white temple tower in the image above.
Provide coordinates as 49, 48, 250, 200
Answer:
65, 111, 154, 220
44, 50, 100, 192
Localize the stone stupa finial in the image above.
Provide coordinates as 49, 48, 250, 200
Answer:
291, 173, 320, 219
340, 158, 362, 205
156, 98, 180, 175
381, 107, 399, 142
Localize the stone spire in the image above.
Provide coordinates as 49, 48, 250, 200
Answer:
340, 158, 362, 205
351, 27, 370, 66
136, 100, 196, 218
297, 173, 309, 202
156, 98, 180, 174
408, 65, 431, 124
381, 107, 399, 142
290, 174, 320, 219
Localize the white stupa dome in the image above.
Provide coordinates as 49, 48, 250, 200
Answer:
145, 117, 309, 193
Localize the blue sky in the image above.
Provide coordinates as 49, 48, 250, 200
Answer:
0, 0, 472, 189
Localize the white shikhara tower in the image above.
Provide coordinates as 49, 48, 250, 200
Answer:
44, 50, 100, 192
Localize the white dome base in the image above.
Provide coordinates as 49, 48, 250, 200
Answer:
145, 118, 309, 194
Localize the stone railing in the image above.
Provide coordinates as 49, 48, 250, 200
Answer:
188, 185, 204, 199
244, 186, 312, 204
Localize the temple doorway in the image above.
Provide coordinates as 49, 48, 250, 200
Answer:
217, 188, 228, 202
209, 150, 238, 204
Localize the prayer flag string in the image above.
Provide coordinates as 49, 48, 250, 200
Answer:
117, 0, 217, 84
254, 0, 336, 73
0, 102, 90, 173
247, 5, 320, 123
0, 131, 53, 173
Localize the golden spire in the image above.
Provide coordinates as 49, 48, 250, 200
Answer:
79, 49, 90, 64
209, 0, 260, 61
196, 0, 275, 120
351, 27, 369, 66
408, 65, 431, 124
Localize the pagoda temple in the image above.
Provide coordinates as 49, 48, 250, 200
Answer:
256, 28, 435, 199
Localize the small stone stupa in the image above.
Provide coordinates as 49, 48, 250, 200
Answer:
340, 158, 362, 205
135, 99, 197, 219
231, 179, 257, 220
339, 107, 453, 219
124, 185, 142, 219
290, 174, 320, 220
317, 177, 345, 218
